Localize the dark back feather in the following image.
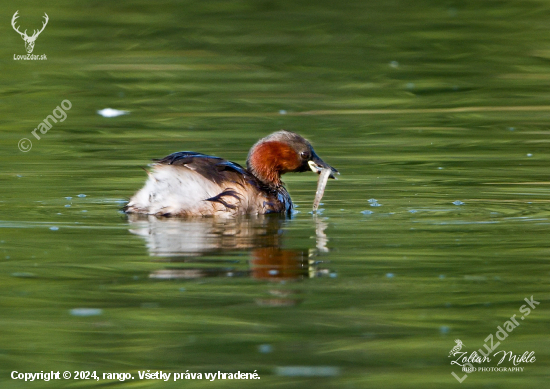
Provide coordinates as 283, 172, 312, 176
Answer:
155, 151, 251, 186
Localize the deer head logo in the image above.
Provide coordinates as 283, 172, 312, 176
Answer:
11, 11, 49, 54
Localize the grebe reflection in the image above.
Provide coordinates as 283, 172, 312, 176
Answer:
127, 214, 331, 282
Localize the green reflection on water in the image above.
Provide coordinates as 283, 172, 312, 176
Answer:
1, 0, 550, 387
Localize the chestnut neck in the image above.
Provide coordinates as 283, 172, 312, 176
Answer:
246, 141, 300, 188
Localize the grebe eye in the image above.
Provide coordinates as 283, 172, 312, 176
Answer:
300, 151, 310, 159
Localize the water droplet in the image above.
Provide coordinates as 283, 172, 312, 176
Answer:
440, 326, 450, 334
329, 272, 338, 278
258, 344, 273, 353
361, 210, 373, 215
65, 197, 72, 200
97, 108, 129, 118
452, 200, 465, 205
279, 110, 287, 115
527, 153, 532, 157
268, 270, 279, 276
389, 60, 399, 68
309, 209, 324, 215
77, 194, 86, 198
439, 274, 446, 279
386, 273, 395, 278
49, 226, 59, 231
367, 198, 378, 203
70, 308, 103, 317
64, 204, 71, 208
409, 209, 418, 213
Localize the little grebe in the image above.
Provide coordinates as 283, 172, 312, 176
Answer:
125, 130, 337, 217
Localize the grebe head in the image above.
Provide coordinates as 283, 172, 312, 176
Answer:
246, 130, 338, 187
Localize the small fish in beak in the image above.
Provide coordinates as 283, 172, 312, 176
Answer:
312, 168, 332, 213
307, 152, 339, 179
307, 154, 338, 213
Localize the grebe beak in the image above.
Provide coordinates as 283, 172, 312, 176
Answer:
308, 152, 339, 179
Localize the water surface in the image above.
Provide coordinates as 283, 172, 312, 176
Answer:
1, 1, 550, 388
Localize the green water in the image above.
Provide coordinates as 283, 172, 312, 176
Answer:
1, 0, 550, 387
